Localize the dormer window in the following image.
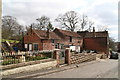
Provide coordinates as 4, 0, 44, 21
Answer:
70, 36, 72, 42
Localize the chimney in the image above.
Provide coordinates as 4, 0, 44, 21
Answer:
46, 28, 50, 39
30, 25, 32, 34
93, 27, 95, 37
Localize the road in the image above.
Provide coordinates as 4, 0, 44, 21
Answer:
34, 59, 118, 78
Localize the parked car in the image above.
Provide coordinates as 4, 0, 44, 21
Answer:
110, 51, 118, 59
83, 50, 97, 53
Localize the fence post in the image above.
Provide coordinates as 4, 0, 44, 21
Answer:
65, 48, 71, 65
53, 49, 60, 67
19, 55, 26, 63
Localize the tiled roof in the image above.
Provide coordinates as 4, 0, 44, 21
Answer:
33, 29, 61, 39
54, 28, 81, 37
77, 31, 108, 38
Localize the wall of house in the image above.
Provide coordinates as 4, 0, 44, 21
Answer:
84, 37, 109, 54
24, 29, 83, 51
42, 39, 55, 50
57, 37, 82, 46
53, 29, 83, 51
24, 31, 43, 51
56, 36, 83, 52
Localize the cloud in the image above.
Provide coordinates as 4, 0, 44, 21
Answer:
2, 0, 119, 41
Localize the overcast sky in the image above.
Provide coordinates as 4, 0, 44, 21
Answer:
2, 0, 119, 41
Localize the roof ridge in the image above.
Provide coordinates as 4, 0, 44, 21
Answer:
33, 29, 61, 39
55, 28, 81, 37
56, 28, 77, 33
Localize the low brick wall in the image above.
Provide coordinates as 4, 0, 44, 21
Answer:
2, 60, 57, 76
70, 53, 96, 64
96, 53, 107, 59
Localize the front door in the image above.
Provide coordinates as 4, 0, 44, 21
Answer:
29, 44, 32, 51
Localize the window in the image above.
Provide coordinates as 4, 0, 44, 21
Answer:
29, 44, 32, 51
61, 44, 64, 49
25, 44, 28, 49
33, 44, 38, 51
70, 36, 72, 42
52, 39, 55, 43
55, 43, 59, 49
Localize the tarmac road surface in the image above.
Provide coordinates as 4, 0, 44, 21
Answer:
35, 59, 118, 78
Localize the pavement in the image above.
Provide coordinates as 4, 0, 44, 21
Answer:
3, 60, 99, 78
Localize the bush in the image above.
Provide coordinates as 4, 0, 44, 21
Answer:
25, 56, 48, 61
2, 59, 19, 65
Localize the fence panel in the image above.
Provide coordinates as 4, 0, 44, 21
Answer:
1, 50, 53, 65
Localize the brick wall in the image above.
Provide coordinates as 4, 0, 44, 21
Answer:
84, 37, 109, 54
56, 37, 83, 50
24, 31, 56, 51
24, 30, 43, 50
70, 53, 96, 64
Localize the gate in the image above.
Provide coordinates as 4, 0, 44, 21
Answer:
53, 49, 71, 66
59, 50, 65, 65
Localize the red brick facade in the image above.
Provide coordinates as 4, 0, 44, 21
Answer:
24, 30, 43, 50
24, 29, 58, 51
24, 28, 109, 54
24, 28, 83, 51
77, 30, 109, 55
53, 28, 83, 51
84, 37, 109, 54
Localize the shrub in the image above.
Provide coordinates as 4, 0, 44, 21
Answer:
2, 59, 19, 65
25, 56, 48, 61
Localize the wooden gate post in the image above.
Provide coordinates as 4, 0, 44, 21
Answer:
53, 49, 60, 67
65, 48, 71, 65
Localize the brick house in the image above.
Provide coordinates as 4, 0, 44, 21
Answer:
24, 28, 61, 51
24, 28, 82, 52
77, 27, 109, 55
53, 28, 82, 52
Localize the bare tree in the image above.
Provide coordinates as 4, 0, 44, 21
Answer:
2, 16, 24, 39
47, 22, 54, 31
109, 37, 116, 51
32, 16, 54, 31
87, 21, 94, 32
98, 25, 109, 31
17, 25, 24, 35
55, 11, 80, 31
80, 14, 88, 31
36, 16, 50, 30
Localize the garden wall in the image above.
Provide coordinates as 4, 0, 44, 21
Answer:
70, 53, 96, 64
